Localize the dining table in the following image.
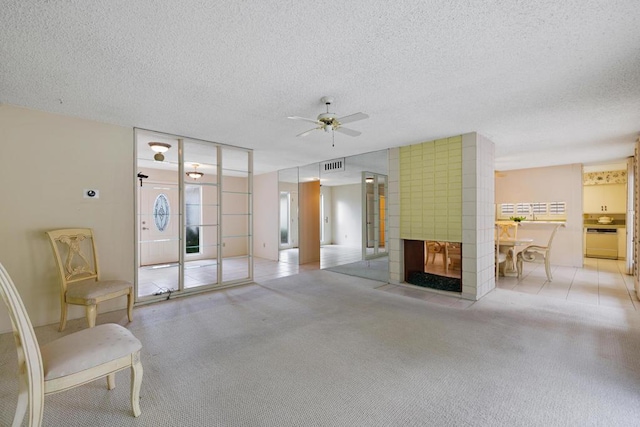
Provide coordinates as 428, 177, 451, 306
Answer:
497, 237, 534, 276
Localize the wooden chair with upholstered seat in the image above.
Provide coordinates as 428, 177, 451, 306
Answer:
516, 224, 562, 281
445, 242, 462, 274
495, 225, 508, 278
495, 221, 518, 241
0, 262, 142, 427
46, 228, 133, 331
425, 241, 444, 267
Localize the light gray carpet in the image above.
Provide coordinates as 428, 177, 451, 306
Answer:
2, 270, 640, 426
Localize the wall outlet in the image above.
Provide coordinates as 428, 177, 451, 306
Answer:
84, 189, 99, 199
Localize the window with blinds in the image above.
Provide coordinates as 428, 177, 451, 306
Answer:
515, 203, 531, 215
531, 203, 548, 214
549, 202, 566, 214
500, 204, 515, 215
496, 201, 567, 220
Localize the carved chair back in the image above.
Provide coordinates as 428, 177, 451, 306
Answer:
0, 263, 45, 426
46, 228, 101, 292
495, 221, 518, 240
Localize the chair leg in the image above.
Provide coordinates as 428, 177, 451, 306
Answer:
86, 304, 97, 328
59, 302, 69, 332
107, 373, 116, 390
13, 371, 28, 427
131, 352, 143, 417
127, 291, 134, 322
544, 255, 552, 281
516, 253, 523, 278
13, 369, 44, 427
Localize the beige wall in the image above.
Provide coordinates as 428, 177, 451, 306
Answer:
0, 105, 134, 332
330, 184, 362, 248
495, 164, 583, 267
253, 171, 279, 260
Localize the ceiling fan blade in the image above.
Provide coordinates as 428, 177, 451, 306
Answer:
335, 126, 361, 137
297, 127, 320, 137
288, 116, 320, 125
337, 112, 369, 124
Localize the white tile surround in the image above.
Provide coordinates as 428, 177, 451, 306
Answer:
461, 133, 496, 300
388, 133, 496, 301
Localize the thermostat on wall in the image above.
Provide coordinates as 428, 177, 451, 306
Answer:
84, 189, 99, 199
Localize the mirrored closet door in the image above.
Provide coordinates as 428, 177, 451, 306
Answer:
135, 129, 252, 301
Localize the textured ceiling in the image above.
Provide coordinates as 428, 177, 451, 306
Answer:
1, 1, 639, 174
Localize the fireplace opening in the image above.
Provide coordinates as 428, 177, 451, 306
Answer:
404, 240, 462, 292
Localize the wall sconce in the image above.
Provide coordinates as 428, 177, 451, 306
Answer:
148, 142, 171, 161
186, 164, 204, 180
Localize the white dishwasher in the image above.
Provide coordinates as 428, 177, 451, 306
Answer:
585, 228, 618, 259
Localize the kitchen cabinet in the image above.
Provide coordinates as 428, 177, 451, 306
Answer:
583, 183, 626, 213
618, 228, 626, 260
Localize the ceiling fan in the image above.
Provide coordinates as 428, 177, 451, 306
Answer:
288, 96, 369, 146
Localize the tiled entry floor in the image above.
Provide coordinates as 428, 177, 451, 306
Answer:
497, 257, 637, 310
138, 245, 374, 296
142, 253, 637, 311
257, 256, 639, 311
375, 257, 637, 311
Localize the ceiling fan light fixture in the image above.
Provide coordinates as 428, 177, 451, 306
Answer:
186, 164, 204, 180
287, 96, 368, 145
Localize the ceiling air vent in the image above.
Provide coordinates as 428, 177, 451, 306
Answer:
321, 158, 345, 173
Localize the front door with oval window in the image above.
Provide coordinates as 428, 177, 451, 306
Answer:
140, 185, 179, 266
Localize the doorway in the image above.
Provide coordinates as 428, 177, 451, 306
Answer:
363, 171, 387, 260
279, 190, 298, 249
139, 183, 179, 266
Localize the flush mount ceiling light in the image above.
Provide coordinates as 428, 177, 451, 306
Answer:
148, 142, 171, 161
186, 164, 204, 180
365, 177, 374, 183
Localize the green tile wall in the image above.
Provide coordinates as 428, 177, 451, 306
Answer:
400, 136, 462, 242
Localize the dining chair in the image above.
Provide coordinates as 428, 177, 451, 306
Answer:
445, 242, 462, 273
46, 228, 133, 331
495, 224, 513, 279
516, 224, 562, 281
425, 241, 444, 267
495, 221, 518, 240
0, 262, 142, 427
